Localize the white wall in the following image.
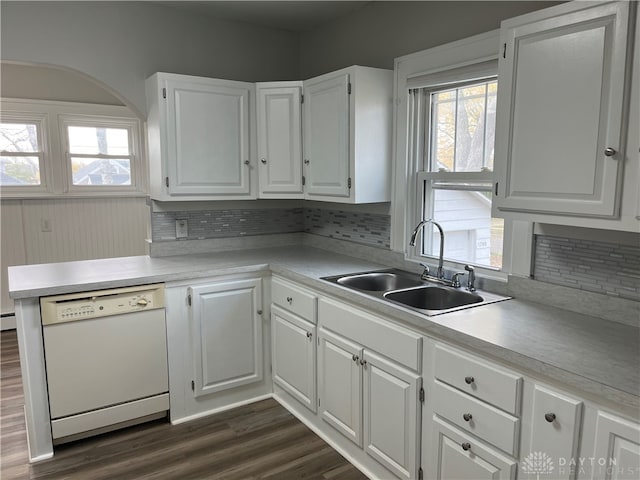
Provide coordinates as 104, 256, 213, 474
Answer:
0, 1, 300, 115
299, 1, 561, 78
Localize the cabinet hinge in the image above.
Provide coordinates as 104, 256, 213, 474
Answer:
418, 467, 423, 480
162, 87, 167, 99
502, 43, 507, 59
187, 294, 192, 306
347, 177, 352, 189
191, 380, 195, 392
494, 182, 499, 196
301, 94, 304, 104
348, 83, 352, 95
318, 398, 321, 407
302, 175, 306, 186
419, 388, 425, 403
165, 177, 169, 188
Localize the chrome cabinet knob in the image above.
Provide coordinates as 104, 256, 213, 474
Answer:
465, 376, 475, 385
260, 158, 267, 164
545, 413, 556, 423
463, 413, 473, 422
244, 160, 250, 165
306, 331, 312, 339
604, 147, 617, 157
257, 309, 263, 315
352, 354, 359, 362
461, 442, 471, 451
304, 159, 310, 165
286, 296, 293, 304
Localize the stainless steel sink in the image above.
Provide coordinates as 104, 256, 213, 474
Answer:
322, 269, 510, 316
384, 285, 483, 310
337, 272, 423, 292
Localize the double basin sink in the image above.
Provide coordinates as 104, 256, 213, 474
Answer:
322, 269, 510, 316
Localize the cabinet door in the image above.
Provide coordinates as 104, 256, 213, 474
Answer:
257, 84, 303, 197
190, 278, 262, 397
592, 411, 640, 480
271, 305, 316, 412
165, 78, 251, 195
303, 73, 350, 198
318, 327, 363, 446
431, 416, 517, 480
363, 350, 421, 480
494, 2, 633, 217
522, 385, 583, 480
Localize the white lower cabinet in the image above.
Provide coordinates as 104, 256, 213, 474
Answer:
318, 326, 421, 479
363, 350, 421, 479
591, 411, 640, 480
271, 305, 316, 412
432, 416, 517, 479
521, 384, 583, 480
189, 278, 263, 397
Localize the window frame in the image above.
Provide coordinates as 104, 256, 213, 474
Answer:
0, 111, 51, 194
0, 99, 146, 198
392, 30, 533, 280
59, 114, 142, 193
412, 76, 502, 272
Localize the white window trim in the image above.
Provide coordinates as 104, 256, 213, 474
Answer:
392, 30, 533, 280
0, 110, 51, 195
0, 98, 146, 198
59, 114, 143, 194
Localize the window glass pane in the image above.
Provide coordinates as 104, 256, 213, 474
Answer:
71, 158, 131, 185
0, 123, 39, 152
429, 79, 497, 172
423, 189, 503, 269
68, 126, 130, 155
1, 156, 41, 185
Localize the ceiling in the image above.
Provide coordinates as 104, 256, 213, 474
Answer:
157, 1, 371, 32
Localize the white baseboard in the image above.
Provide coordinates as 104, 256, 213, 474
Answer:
1, 315, 16, 331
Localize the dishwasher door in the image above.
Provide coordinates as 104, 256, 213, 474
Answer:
43, 308, 168, 420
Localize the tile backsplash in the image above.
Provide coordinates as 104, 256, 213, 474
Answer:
303, 208, 391, 249
533, 235, 640, 301
151, 208, 304, 241
151, 206, 392, 250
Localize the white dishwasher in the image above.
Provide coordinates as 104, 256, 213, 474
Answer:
40, 284, 169, 443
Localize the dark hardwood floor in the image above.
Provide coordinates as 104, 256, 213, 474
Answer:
0, 330, 368, 479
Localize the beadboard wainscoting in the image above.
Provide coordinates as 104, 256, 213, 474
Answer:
0, 198, 149, 317
534, 235, 640, 301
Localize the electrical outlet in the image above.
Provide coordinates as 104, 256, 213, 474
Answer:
41, 218, 52, 232
176, 219, 188, 239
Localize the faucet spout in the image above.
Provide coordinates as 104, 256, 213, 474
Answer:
409, 219, 445, 279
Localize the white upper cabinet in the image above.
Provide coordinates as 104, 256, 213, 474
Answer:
303, 66, 393, 203
256, 82, 303, 198
146, 72, 257, 200
493, 1, 636, 224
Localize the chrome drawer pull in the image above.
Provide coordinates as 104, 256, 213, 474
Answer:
463, 413, 473, 422
545, 413, 556, 423
461, 442, 471, 451
464, 376, 474, 385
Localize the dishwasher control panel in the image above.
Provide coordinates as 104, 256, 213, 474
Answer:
40, 284, 165, 325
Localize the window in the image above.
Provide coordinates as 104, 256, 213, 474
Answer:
0, 100, 144, 197
414, 78, 504, 270
60, 115, 141, 190
0, 114, 47, 189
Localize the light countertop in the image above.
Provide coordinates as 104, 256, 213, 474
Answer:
8, 245, 640, 411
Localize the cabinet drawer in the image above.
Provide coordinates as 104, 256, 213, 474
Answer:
319, 297, 422, 371
272, 277, 317, 322
433, 380, 520, 456
434, 344, 522, 415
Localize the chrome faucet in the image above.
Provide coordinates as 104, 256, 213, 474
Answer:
409, 219, 445, 280
465, 264, 476, 292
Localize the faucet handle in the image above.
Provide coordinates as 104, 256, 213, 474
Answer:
419, 263, 431, 276
464, 265, 476, 291
451, 272, 466, 288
